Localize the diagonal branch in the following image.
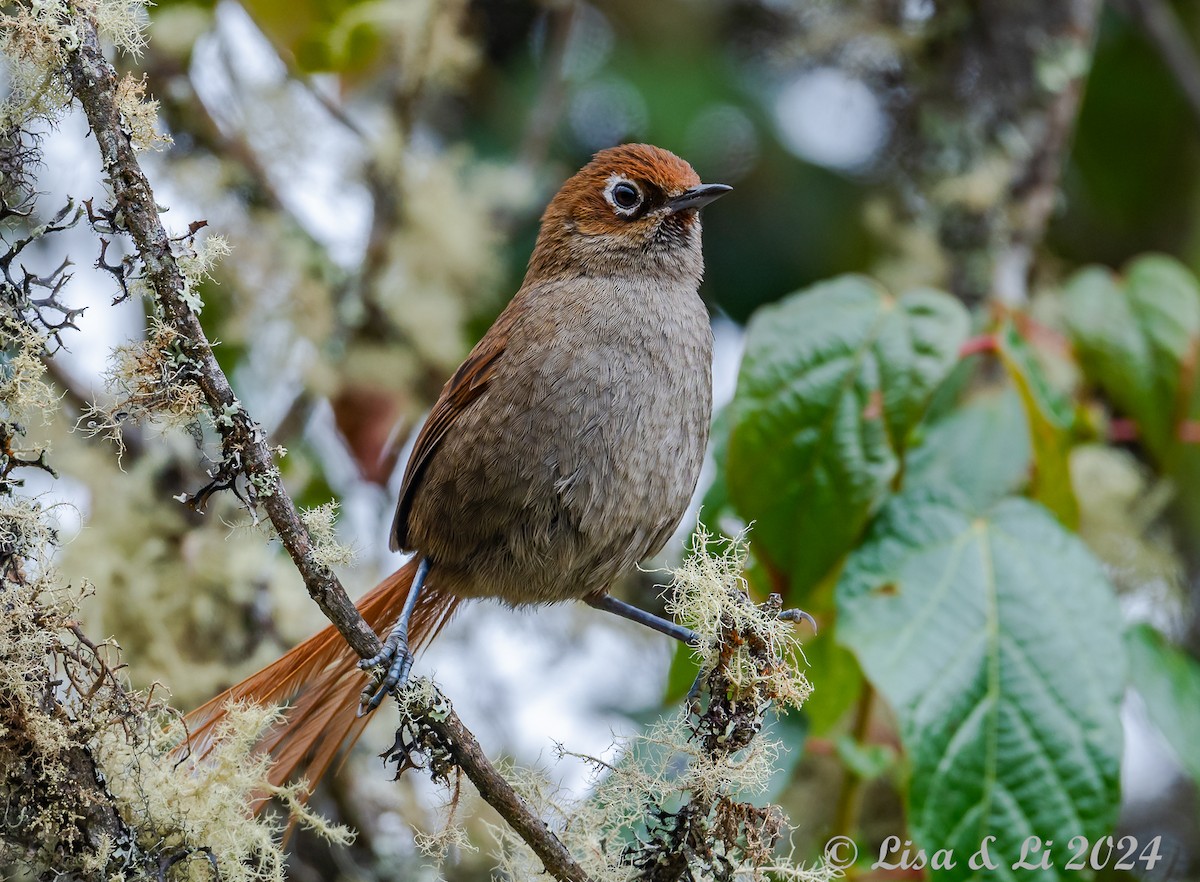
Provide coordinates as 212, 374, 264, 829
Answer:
390, 690, 595, 882
62, 14, 594, 882
63, 17, 381, 662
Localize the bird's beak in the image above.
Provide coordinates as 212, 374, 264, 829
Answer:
667, 183, 732, 213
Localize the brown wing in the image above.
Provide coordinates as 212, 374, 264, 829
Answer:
390, 329, 509, 551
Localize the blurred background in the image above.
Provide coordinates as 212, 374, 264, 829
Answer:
15, 0, 1200, 878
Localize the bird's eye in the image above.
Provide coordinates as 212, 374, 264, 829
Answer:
611, 181, 642, 211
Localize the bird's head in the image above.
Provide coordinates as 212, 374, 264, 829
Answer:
529, 144, 730, 283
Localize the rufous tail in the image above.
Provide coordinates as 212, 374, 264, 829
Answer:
182, 558, 459, 798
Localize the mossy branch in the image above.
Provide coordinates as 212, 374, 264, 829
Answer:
389, 685, 595, 882
61, 13, 595, 882
63, 15, 382, 664
61, 13, 815, 882
0, 630, 143, 875
995, 0, 1102, 305
398, 536, 820, 882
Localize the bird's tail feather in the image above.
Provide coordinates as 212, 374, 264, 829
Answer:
182, 557, 459, 796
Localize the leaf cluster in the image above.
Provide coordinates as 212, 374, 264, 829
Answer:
703, 265, 1200, 875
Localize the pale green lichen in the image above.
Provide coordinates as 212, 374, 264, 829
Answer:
248, 466, 278, 500
97, 702, 351, 882
667, 527, 813, 711
0, 0, 151, 130
0, 307, 58, 428
82, 229, 234, 451
300, 501, 358, 570
83, 318, 207, 455
115, 72, 171, 152
0, 491, 346, 881
55, 431, 316, 709
0, 496, 104, 873
176, 233, 230, 314
0, 307, 59, 495
412, 813, 478, 864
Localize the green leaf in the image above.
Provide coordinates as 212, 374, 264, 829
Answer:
906, 387, 1032, 512
1063, 255, 1200, 458
664, 640, 702, 704
1126, 624, 1200, 785
923, 349, 984, 426
996, 323, 1080, 527
837, 492, 1124, 881
726, 275, 969, 596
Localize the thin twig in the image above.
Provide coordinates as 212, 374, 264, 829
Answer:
292, 71, 366, 140
394, 694, 595, 882
992, 0, 1103, 306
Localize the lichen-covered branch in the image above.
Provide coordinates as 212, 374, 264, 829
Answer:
0, 493, 143, 878
59, 12, 820, 882
57, 12, 597, 880
951, 0, 1102, 305
0, 571, 143, 876
388, 685, 595, 882
411, 535, 823, 882
992, 0, 1103, 305
62, 15, 383, 662
805, 0, 1102, 305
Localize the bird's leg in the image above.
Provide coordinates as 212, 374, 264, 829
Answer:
585, 592, 817, 709
584, 593, 704, 646
358, 556, 430, 714
584, 593, 711, 707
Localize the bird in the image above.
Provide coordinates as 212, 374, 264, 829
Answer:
184, 143, 732, 796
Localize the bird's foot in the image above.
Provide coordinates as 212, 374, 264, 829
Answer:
759, 591, 818, 633
778, 606, 817, 632
358, 628, 415, 715
685, 598, 816, 713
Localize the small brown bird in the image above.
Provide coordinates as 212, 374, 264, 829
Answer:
186, 144, 731, 792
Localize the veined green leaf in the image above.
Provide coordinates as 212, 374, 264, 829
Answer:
726, 275, 968, 597
906, 387, 1031, 513
838, 491, 1124, 881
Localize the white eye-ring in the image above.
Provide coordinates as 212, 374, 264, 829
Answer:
604, 175, 643, 216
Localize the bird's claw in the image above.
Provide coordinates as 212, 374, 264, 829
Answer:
357, 629, 414, 716
778, 607, 818, 633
